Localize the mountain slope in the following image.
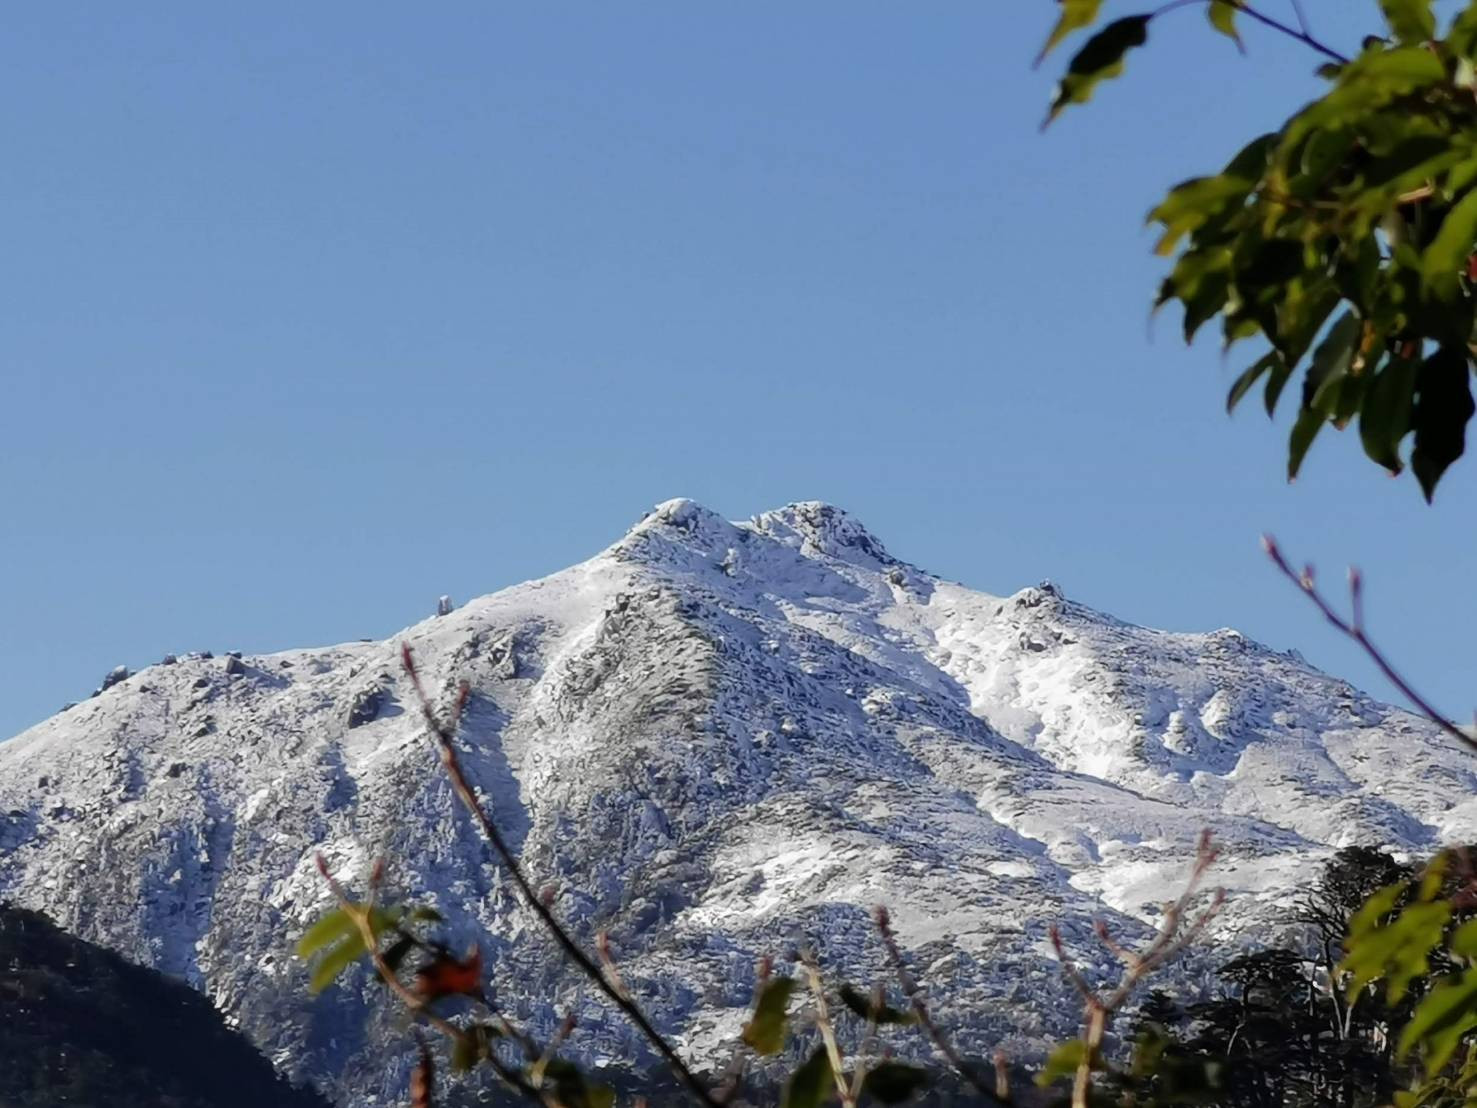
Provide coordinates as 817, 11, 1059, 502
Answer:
1, 498, 1472, 1103
0, 904, 332, 1108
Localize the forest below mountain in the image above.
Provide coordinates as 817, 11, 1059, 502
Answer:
0, 904, 331, 1108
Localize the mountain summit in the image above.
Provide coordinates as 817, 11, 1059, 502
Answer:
2, 500, 1472, 1103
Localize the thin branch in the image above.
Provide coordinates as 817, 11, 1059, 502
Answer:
800, 952, 855, 1108
595, 931, 633, 1004
313, 856, 553, 1107
1149, 0, 1349, 64
1262, 536, 1477, 754
874, 906, 1008, 1106
847, 987, 885, 1105
1288, 0, 1312, 37
401, 646, 720, 1108
411, 1032, 434, 1108
1051, 831, 1225, 1108
993, 1050, 1012, 1104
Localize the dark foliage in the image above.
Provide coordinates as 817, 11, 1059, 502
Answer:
1109, 846, 1477, 1108
0, 903, 331, 1108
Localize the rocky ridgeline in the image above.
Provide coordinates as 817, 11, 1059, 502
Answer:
2, 498, 1473, 1105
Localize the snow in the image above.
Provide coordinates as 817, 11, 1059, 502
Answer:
1, 498, 1472, 1103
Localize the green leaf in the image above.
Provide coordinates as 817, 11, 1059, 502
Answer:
783, 1047, 836, 1108
1293, 128, 1358, 197
1380, 0, 1435, 43
543, 1059, 615, 1108
451, 1032, 479, 1074
1399, 968, 1477, 1071
1288, 406, 1326, 480
1342, 890, 1451, 1003
742, 976, 798, 1055
1358, 135, 1460, 193
1359, 353, 1418, 472
450, 1024, 502, 1073
1037, 1040, 1093, 1087
1419, 851, 1451, 902
1302, 311, 1362, 412
1411, 345, 1476, 500
1223, 133, 1276, 180
1045, 16, 1152, 127
309, 934, 366, 994
1149, 177, 1255, 256
862, 1062, 930, 1104
1227, 353, 1281, 413
1264, 355, 1295, 416
1270, 277, 1341, 372
1450, 918, 1477, 960
1451, 3, 1477, 57
837, 984, 916, 1025
1281, 47, 1446, 159
1422, 190, 1477, 301
1036, 0, 1104, 65
297, 909, 357, 960
1208, 1, 1242, 48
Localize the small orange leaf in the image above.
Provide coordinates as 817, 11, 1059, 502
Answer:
415, 945, 484, 1000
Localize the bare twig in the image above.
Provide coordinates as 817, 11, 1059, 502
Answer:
411, 1032, 434, 1108
847, 986, 884, 1105
874, 906, 1008, 1106
993, 1050, 1012, 1104
800, 951, 855, 1108
1146, 0, 1349, 63
400, 645, 720, 1108
1289, 0, 1311, 37
1050, 831, 1225, 1108
528, 1013, 579, 1090
595, 931, 633, 1003
1263, 536, 1477, 754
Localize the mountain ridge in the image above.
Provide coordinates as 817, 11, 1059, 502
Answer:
2, 498, 1472, 1104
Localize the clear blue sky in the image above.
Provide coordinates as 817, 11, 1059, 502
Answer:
3, 3, 1472, 741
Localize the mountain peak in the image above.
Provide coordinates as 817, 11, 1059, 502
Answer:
4, 498, 1472, 1105
747, 501, 896, 566
611, 498, 898, 572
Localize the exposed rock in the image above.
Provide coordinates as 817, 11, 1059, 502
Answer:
1, 498, 1472, 1105
94, 666, 130, 696
345, 684, 388, 729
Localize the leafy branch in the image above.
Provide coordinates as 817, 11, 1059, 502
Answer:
1038, 0, 1477, 499
308, 856, 556, 1106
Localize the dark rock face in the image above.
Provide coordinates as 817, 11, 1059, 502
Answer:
94, 666, 130, 696
346, 684, 388, 729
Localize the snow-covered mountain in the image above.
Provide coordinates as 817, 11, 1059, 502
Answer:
2, 499, 1473, 1104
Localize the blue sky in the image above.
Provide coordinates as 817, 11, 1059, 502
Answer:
3, 2, 1472, 741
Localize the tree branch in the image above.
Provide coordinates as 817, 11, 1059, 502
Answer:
1051, 831, 1225, 1108
800, 951, 855, 1108
400, 645, 720, 1108
1150, 0, 1349, 64
1262, 536, 1477, 755
313, 856, 554, 1107
873, 906, 1008, 1106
